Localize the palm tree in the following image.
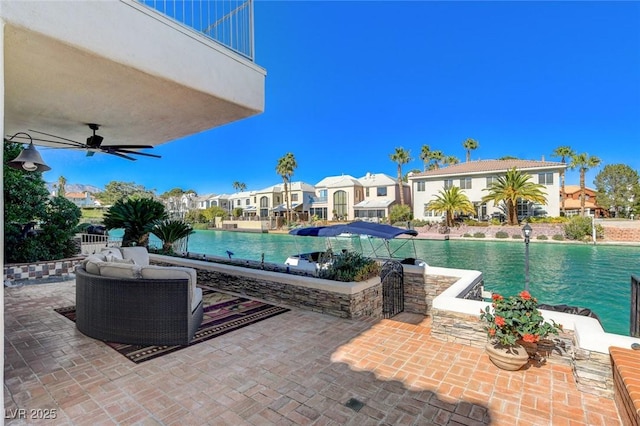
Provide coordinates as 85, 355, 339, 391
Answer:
462, 138, 479, 162
103, 198, 168, 248
150, 219, 194, 253
390, 147, 412, 205
427, 187, 476, 227
419, 145, 431, 171
482, 168, 547, 225
275, 152, 297, 222
428, 150, 444, 170
443, 155, 460, 167
232, 181, 247, 193
570, 153, 601, 216
552, 146, 575, 216
57, 175, 67, 197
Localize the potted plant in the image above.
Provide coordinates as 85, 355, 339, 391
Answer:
480, 290, 562, 370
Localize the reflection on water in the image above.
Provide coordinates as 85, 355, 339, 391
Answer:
132, 229, 639, 336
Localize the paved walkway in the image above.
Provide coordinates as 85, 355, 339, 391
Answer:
4, 281, 621, 425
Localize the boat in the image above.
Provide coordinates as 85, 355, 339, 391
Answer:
285, 221, 427, 274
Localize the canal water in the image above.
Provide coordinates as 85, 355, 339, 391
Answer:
138, 229, 639, 336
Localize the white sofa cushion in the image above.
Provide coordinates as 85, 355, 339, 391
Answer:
85, 260, 105, 275
120, 246, 150, 266
140, 265, 197, 302
98, 263, 142, 279
192, 287, 203, 313
101, 247, 123, 260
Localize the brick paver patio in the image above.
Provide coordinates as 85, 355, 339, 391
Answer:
4, 280, 621, 425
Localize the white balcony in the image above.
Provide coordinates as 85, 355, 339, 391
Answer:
1, 0, 265, 147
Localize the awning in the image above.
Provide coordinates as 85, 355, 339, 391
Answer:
272, 202, 301, 213
289, 221, 417, 238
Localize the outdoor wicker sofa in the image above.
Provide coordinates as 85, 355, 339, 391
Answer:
75, 247, 203, 346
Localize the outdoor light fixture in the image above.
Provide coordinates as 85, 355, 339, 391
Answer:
522, 223, 532, 292
5, 132, 51, 172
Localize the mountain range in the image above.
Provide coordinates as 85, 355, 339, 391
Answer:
46, 182, 102, 194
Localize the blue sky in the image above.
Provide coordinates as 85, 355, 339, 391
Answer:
41, 1, 640, 195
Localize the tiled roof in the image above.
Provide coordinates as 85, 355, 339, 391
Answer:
409, 159, 565, 178
358, 173, 396, 186
315, 175, 361, 188
564, 185, 596, 194
563, 199, 601, 209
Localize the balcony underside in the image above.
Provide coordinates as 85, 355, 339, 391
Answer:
3, 0, 265, 147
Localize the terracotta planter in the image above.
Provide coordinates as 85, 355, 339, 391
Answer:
485, 342, 530, 371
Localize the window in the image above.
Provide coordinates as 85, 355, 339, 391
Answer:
333, 190, 347, 219
538, 173, 553, 185
259, 196, 269, 218
486, 176, 498, 187
423, 208, 443, 218
460, 177, 472, 189
245, 199, 250, 205
444, 179, 454, 189
291, 193, 298, 202
416, 181, 425, 192
376, 187, 387, 197
319, 189, 327, 198
365, 187, 370, 197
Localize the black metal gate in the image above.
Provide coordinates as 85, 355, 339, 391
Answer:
381, 260, 404, 318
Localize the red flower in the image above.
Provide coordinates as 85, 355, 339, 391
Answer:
521, 334, 538, 343
492, 294, 504, 301
488, 328, 496, 336
494, 316, 506, 327
519, 291, 532, 300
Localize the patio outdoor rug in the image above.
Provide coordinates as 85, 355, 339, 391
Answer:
54, 288, 289, 363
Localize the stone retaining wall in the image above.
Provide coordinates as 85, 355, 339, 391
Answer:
603, 226, 640, 242
3, 257, 83, 282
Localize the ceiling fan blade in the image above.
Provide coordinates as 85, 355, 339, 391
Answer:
28, 129, 85, 145
114, 149, 162, 158
105, 150, 137, 161
101, 145, 155, 149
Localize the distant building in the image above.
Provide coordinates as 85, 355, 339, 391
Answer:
562, 185, 608, 217
409, 159, 566, 221
355, 172, 410, 222
64, 191, 99, 208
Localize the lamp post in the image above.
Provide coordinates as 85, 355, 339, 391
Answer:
522, 223, 532, 292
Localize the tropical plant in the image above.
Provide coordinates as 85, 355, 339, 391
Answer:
563, 216, 603, 241
427, 187, 475, 227
390, 204, 412, 223
462, 138, 479, 162
4, 142, 82, 262
150, 219, 195, 253
443, 155, 460, 166
319, 251, 380, 282
390, 147, 412, 205
232, 181, 247, 192
480, 291, 562, 346
569, 153, 601, 216
594, 164, 640, 218
103, 198, 167, 248
57, 175, 67, 197
419, 145, 431, 171
552, 146, 575, 216
95, 181, 157, 205
428, 150, 444, 170
232, 207, 243, 218
482, 168, 547, 225
276, 153, 297, 223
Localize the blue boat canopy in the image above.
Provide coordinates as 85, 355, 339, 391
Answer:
289, 222, 418, 239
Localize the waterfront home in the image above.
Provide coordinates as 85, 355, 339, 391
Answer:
408, 159, 566, 221
355, 172, 411, 221
309, 174, 363, 221
254, 181, 317, 219
562, 185, 608, 217
228, 190, 259, 217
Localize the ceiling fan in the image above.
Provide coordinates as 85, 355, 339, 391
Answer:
22, 123, 161, 161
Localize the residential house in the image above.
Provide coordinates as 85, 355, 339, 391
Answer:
227, 191, 258, 217
64, 191, 98, 208
310, 175, 364, 221
164, 193, 198, 219
196, 194, 230, 212
562, 185, 608, 217
409, 159, 566, 221
355, 172, 410, 222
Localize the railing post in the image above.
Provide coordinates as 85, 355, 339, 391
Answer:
631, 275, 640, 337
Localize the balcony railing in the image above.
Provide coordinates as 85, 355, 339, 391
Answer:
137, 0, 254, 61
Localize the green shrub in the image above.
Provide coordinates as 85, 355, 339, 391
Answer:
563, 216, 593, 241
390, 204, 412, 223
552, 234, 564, 241
511, 234, 522, 239
463, 233, 472, 237
473, 232, 486, 238
495, 231, 509, 239
537, 235, 548, 240
319, 251, 380, 282
467, 221, 490, 227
